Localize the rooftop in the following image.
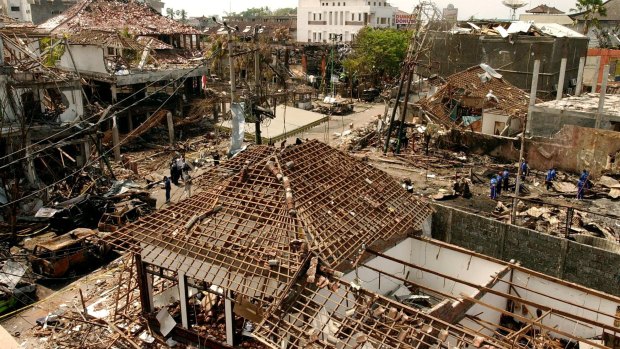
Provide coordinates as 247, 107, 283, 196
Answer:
534, 93, 620, 118
108, 140, 433, 309
526, 4, 565, 14
418, 64, 536, 126
38, 0, 201, 35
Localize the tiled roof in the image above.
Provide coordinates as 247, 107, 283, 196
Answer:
38, 0, 200, 35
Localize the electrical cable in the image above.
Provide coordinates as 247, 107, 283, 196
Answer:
0, 54, 214, 209
0, 48, 221, 170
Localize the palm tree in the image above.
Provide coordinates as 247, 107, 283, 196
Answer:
572, 0, 608, 35
166, 8, 175, 19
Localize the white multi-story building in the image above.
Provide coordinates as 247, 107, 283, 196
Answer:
297, 0, 397, 43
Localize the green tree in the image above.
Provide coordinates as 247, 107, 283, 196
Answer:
272, 7, 297, 16
239, 7, 271, 17
572, 0, 608, 34
166, 8, 175, 19
343, 27, 410, 82
175, 9, 188, 23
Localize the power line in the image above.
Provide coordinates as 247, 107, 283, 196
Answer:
0, 49, 220, 171
0, 54, 216, 209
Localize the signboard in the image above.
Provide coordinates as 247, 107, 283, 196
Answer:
395, 13, 415, 25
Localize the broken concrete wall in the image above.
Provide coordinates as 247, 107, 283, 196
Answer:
431, 203, 620, 296
529, 106, 618, 137
428, 32, 588, 96
59, 45, 107, 74
441, 125, 620, 178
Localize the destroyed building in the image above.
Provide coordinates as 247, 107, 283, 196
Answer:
416, 64, 535, 136
428, 21, 588, 97
102, 141, 620, 349
35, 0, 208, 160
0, 19, 87, 187
530, 93, 620, 136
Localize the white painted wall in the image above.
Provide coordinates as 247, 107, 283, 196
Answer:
297, 0, 396, 43
408, 238, 506, 297
5, 0, 32, 22
510, 270, 619, 341
58, 87, 84, 124
59, 45, 107, 74
481, 111, 521, 135
340, 238, 413, 296
460, 272, 511, 337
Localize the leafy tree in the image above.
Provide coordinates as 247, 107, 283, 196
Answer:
572, 0, 608, 34
166, 8, 175, 19
239, 7, 271, 17
272, 7, 297, 16
175, 9, 188, 23
343, 27, 410, 82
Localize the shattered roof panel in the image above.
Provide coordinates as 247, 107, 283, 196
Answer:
38, 0, 200, 35
254, 278, 504, 349
279, 141, 432, 268
67, 30, 144, 50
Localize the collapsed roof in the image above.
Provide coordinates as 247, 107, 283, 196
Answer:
417, 64, 536, 127
107, 140, 432, 311
38, 0, 201, 35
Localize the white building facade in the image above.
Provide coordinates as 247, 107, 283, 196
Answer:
297, 0, 397, 43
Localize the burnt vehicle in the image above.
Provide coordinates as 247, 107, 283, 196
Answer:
360, 87, 381, 102
28, 228, 110, 278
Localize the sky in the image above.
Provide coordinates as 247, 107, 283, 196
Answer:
164, 0, 580, 20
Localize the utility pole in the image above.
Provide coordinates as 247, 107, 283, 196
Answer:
254, 26, 262, 144
595, 64, 609, 129
511, 59, 540, 225
383, 1, 441, 155
213, 17, 241, 156
329, 34, 341, 98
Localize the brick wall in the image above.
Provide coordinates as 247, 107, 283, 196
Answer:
431, 203, 620, 296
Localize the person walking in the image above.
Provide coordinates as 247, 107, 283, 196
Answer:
495, 173, 503, 196
164, 176, 171, 204
577, 178, 585, 200
502, 169, 510, 191
490, 176, 498, 200
545, 167, 557, 190
520, 161, 529, 181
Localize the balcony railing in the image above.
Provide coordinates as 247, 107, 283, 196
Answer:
345, 21, 365, 26
308, 20, 327, 25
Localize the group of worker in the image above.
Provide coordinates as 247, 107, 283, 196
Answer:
163, 155, 193, 204
489, 161, 591, 201
489, 169, 511, 200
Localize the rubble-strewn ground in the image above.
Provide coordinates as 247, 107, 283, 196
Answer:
2, 100, 619, 348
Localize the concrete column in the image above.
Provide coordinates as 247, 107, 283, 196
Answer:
591, 57, 601, 93
595, 64, 609, 129
24, 134, 38, 186
178, 272, 190, 329
127, 110, 133, 131
146, 272, 154, 311
556, 58, 567, 101
111, 84, 118, 103
134, 254, 153, 314
82, 140, 91, 166
225, 290, 235, 346
575, 57, 585, 96
112, 115, 121, 162
167, 111, 175, 145
525, 60, 540, 135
